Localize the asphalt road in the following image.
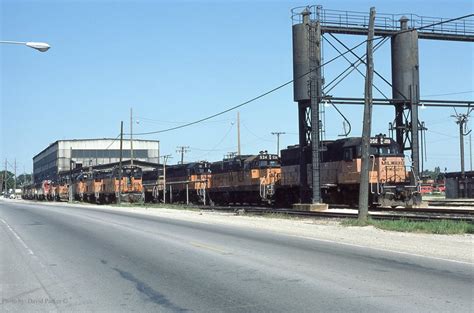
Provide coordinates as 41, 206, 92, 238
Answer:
1, 200, 472, 313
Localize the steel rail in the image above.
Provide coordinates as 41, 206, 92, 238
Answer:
194, 205, 474, 223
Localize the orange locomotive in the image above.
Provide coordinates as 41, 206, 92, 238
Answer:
164, 161, 211, 204
73, 166, 143, 204
74, 172, 90, 201
82, 171, 102, 203
278, 134, 421, 207
208, 151, 281, 205
51, 178, 70, 201
56, 179, 70, 201
100, 166, 144, 203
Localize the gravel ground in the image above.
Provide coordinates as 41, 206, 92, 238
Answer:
3, 198, 473, 264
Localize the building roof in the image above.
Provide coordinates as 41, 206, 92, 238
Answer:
33, 138, 159, 160
58, 159, 162, 176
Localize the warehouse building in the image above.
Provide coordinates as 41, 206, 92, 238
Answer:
33, 139, 160, 183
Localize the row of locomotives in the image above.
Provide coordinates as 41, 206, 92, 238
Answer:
22, 180, 67, 201
80, 166, 145, 204
21, 180, 53, 201
165, 161, 211, 204
208, 151, 281, 205
278, 134, 422, 208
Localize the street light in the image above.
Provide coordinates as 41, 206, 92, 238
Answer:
0, 40, 51, 52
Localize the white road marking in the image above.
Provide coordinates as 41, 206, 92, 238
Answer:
1, 218, 35, 256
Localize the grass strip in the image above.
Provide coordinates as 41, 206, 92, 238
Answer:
112, 202, 200, 211
341, 218, 474, 235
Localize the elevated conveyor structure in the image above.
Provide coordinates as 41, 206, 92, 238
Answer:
291, 5, 474, 204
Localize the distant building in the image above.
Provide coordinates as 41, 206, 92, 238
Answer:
33, 139, 159, 183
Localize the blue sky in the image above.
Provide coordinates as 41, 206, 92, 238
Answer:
1, 0, 473, 173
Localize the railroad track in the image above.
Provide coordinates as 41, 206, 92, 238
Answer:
197, 205, 474, 223
427, 200, 474, 207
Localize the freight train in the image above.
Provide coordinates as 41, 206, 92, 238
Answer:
23, 135, 421, 207
22, 165, 144, 204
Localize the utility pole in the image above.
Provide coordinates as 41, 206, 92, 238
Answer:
176, 146, 190, 164
470, 133, 472, 172
161, 155, 172, 203
3, 158, 7, 193
271, 132, 286, 156
237, 112, 241, 156
69, 147, 73, 203
358, 7, 375, 222
14, 159, 17, 193
118, 121, 124, 204
0, 163, 3, 194
453, 111, 471, 179
130, 107, 134, 167
419, 122, 428, 174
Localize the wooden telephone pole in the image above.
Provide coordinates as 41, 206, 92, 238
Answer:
271, 132, 286, 156
176, 146, 190, 164
161, 155, 172, 203
358, 7, 376, 222
118, 121, 124, 205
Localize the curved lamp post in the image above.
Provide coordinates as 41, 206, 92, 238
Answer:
0, 40, 50, 52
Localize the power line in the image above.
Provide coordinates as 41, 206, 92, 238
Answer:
132, 13, 473, 137
322, 35, 389, 99
104, 134, 121, 150
414, 14, 474, 32
136, 116, 234, 125
192, 124, 235, 160
426, 129, 457, 139
242, 122, 273, 142
131, 36, 384, 137
422, 91, 474, 97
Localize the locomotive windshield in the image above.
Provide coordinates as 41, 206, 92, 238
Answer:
113, 167, 142, 178
373, 144, 400, 155
361, 142, 400, 156
255, 154, 280, 168
353, 144, 400, 158
129, 167, 142, 178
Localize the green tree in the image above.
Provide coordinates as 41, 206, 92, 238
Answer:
421, 167, 444, 181
17, 173, 32, 186
0, 170, 14, 192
